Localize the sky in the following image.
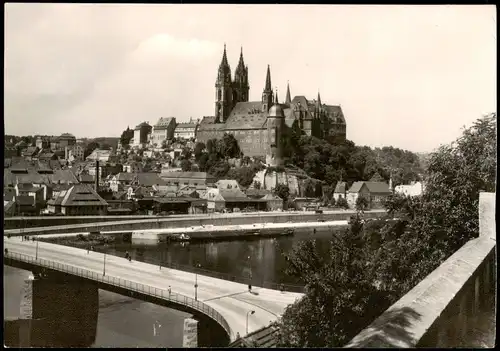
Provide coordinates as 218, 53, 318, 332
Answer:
4, 4, 497, 153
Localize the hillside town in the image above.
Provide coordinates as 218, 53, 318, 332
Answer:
4, 125, 424, 218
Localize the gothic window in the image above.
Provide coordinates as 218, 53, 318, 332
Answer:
218, 89, 221, 100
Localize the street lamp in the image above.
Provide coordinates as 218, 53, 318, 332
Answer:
246, 310, 255, 335
194, 263, 201, 301
103, 250, 107, 276
35, 239, 39, 260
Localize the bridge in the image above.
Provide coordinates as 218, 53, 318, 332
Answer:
4, 237, 304, 343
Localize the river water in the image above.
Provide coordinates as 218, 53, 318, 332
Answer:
3, 226, 345, 347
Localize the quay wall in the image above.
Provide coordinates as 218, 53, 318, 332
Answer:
5, 211, 386, 236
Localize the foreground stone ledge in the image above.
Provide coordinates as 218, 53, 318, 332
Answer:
344, 236, 496, 348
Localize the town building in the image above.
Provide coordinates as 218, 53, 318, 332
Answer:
47, 183, 108, 215
150, 117, 176, 147
22, 146, 40, 160
58, 133, 77, 147
65, 144, 85, 161
132, 122, 152, 148
347, 181, 392, 209
123, 161, 143, 173
395, 181, 424, 197
160, 171, 216, 188
196, 45, 347, 157
35, 136, 50, 150
174, 119, 198, 140
333, 181, 347, 202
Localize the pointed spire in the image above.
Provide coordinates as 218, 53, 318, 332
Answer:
221, 43, 229, 66
317, 91, 322, 106
264, 65, 272, 92
275, 87, 279, 104
285, 81, 291, 104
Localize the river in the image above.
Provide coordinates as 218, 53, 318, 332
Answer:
3, 226, 345, 347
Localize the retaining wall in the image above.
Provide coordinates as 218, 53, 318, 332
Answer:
5, 211, 386, 236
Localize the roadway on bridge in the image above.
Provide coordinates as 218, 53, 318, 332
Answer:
4, 237, 304, 340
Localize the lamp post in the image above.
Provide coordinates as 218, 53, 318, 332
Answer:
103, 250, 107, 276
246, 310, 255, 335
194, 263, 201, 301
35, 239, 39, 260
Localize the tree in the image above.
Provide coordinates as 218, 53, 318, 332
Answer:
226, 166, 258, 188
180, 159, 192, 172
161, 140, 168, 149
273, 184, 290, 203
355, 196, 369, 212
303, 179, 316, 197
194, 142, 206, 160
254, 180, 261, 190
120, 127, 134, 146
219, 133, 241, 159
181, 147, 192, 160
84, 141, 99, 159
336, 197, 349, 209
276, 215, 393, 347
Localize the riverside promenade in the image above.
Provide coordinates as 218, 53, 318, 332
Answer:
4, 210, 386, 237
4, 237, 304, 342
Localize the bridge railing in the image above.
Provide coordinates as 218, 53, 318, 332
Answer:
117, 250, 306, 293
4, 251, 233, 340
159, 260, 306, 293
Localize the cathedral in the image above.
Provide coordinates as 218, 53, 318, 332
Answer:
196, 45, 347, 159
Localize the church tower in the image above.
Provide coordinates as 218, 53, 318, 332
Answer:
266, 100, 285, 167
215, 44, 233, 123
233, 47, 250, 103
262, 65, 274, 112
285, 81, 292, 105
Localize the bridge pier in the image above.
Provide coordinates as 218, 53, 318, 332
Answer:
4, 270, 99, 347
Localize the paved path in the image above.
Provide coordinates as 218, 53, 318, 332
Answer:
4, 237, 304, 340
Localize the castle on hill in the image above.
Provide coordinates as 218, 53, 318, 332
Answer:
196, 44, 347, 160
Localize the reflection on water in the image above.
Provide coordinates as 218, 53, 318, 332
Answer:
106, 226, 346, 287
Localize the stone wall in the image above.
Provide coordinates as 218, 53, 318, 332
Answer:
345, 192, 496, 348
6, 211, 387, 235
4, 215, 158, 229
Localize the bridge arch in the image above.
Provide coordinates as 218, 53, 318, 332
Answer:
4, 252, 232, 346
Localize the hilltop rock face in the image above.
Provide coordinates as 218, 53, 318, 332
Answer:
253, 168, 300, 195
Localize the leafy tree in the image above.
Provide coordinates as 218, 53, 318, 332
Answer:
336, 197, 349, 209
209, 160, 230, 180
197, 153, 210, 171
273, 184, 290, 203
84, 141, 99, 159
219, 133, 241, 159
161, 140, 168, 149
276, 215, 393, 347
254, 180, 261, 190
303, 179, 316, 197
355, 196, 369, 212
180, 159, 192, 172
194, 142, 206, 160
181, 147, 192, 160
226, 166, 258, 188
120, 127, 134, 146
206, 139, 217, 154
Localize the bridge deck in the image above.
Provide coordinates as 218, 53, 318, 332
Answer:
4, 237, 303, 341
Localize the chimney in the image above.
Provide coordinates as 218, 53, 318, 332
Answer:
95, 160, 100, 192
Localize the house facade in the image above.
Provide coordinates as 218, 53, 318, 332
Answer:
174, 121, 198, 140
347, 181, 392, 209
151, 117, 176, 147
